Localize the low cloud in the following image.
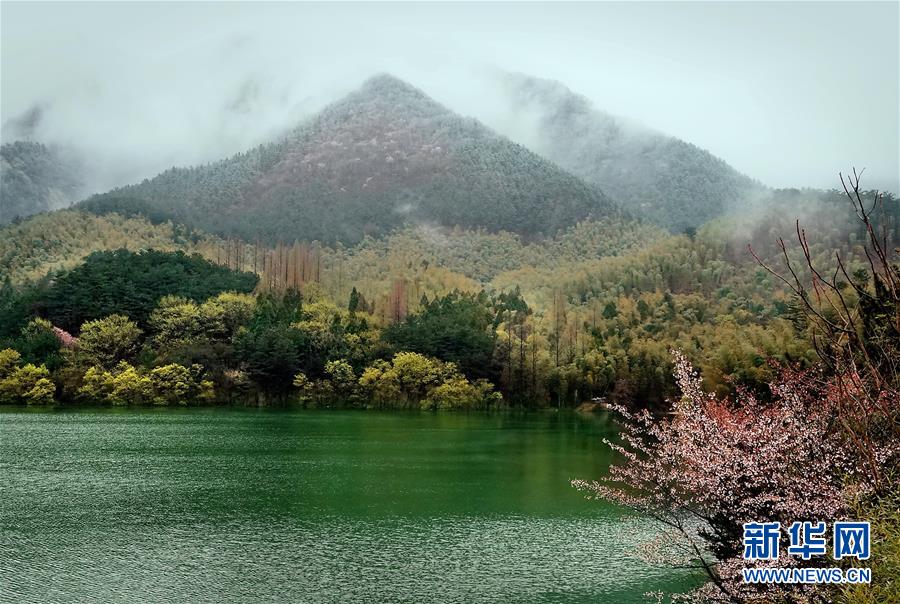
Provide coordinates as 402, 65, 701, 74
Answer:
2, 2, 897, 197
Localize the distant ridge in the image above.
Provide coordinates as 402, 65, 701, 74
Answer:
1, 141, 84, 224
83, 74, 623, 244
497, 73, 764, 232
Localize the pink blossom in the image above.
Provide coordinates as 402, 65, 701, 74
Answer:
574, 350, 877, 602
52, 326, 78, 349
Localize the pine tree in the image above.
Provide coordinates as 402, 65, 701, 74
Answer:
348, 287, 360, 314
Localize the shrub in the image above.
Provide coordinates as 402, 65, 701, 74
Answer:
79, 362, 213, 405
421, 377, 501, 410
78, 315, 142, 369
359, 351, 500, 409
0, 348, 55, 404
149, 364, 213, 406
840, 488, 900, 604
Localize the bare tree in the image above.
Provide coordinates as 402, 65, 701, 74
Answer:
750, 169, 899, 492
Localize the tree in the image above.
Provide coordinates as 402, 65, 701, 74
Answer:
575, 352, 867, 603
292, 371, 314, 404
358, 351, 500, 409
348, 287, 360, 314
0, 348, 21, 377
383, 290, 496, 381
79, 362, 151, 405
40, 249, 257, 330
146, 292, 256, 373
11, 318, 64, 370
602, 301, 618, 319
78, 361, 212, 406
745, 171, 900, 602
228, 291, 307, 394
290, 296, 382, 377
78, 315, 142, 369
235, 325, 305, 391
421, 377, 500, 410
324, 359, 356, 397
359, 352, 453, 406
750, 170, 899, 493
0, 349, 55, 404
204, 292, 255, 334
148, 364, 213, 405
149, 296, 205, 351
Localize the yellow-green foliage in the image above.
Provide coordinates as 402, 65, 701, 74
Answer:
312, 220, 661, 321
149, 297, 205, 349
79, 361, 213, 405
292, 371, 314, 403
149, 292, 255, 351
422, 377, 501, 410
148, 364, 213, 405
3, 189, 885, 407
329, 220, 662, 285
205, 292, 256, 333
291, 296, 382, 368
291, 359, 360, 406
0, 348, 55, 404
359, 352, 455, 404
357, 351, 499, 409
840, 490, 900, 604
324, 360, 356, 392
0, 209, 220, 284
80, 362, 151, 405
78, 315, 142, 369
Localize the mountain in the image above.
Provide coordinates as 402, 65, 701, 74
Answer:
496, 74, 764, 233
1, 141, 85, 224
83, 75, 623, 245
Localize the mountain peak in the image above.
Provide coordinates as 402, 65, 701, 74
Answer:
297, 73, 448, 134
359, 73, 423, 95
501, 73, 631, 134
334, 73, 445, 118
84, 73, 621, 244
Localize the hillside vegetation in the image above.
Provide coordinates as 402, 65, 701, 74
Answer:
3, 184, 893, 407
0, 209, 220, 283
498, 74, 763, 232
1, 141, 85, 224
82, 75, 623, 244
1, 73, 895, 410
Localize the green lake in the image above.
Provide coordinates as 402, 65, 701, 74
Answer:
0, 408, 700, 602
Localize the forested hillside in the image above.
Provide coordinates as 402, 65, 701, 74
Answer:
497, 74, 763, 232
1, 73, 895, 410
3, 182, 893, 407
1, 142, 85, 224
0, 209, 220, 283
82, 75, 623, 244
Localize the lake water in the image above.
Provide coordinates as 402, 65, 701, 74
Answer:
0, 408, 700, 603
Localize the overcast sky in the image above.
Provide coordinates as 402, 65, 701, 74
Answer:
2, 1, 898, 193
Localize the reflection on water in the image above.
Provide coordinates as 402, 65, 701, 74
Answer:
0, 408, 701, 603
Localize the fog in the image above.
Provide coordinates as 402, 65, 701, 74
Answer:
2, 2, 898, 195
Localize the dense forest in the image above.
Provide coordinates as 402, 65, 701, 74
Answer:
2, 182, 894, 409
0, 208, 219, 283
0, 76, 895, 413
